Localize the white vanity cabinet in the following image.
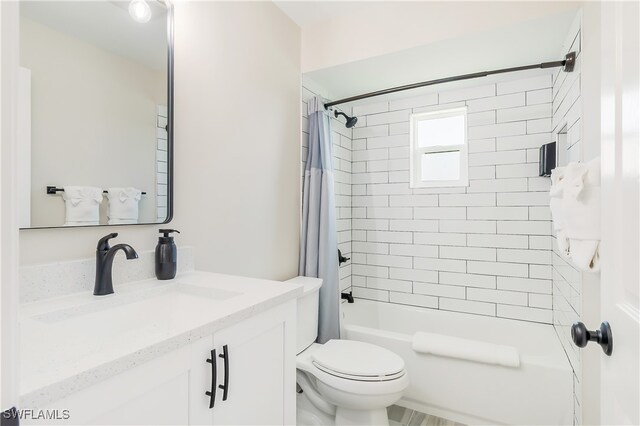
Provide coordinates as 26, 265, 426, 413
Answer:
32, 300, 296, 426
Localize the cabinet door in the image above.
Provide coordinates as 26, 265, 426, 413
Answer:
211, 301, 296, 425
188, 335, 216, 425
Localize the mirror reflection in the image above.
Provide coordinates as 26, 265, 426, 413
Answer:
19, 0, 170, 228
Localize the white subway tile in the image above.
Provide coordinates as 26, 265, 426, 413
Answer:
367, 277, 412, 292
497, 103, 552, 123
528, 177, 551, 192
414, 282, 465, 298
439, 298, 496, 316
468, 138, 496, 153
367, 254, 412, 269
353, 286, 389, 302
353, 149, 389, 162
497, 192, 549, 206
497, 276, 551, 293
352, 139, 366, 150
352, 172, 388, 185
468, 121, 526, 139
351, 275, 366, 286
390, 244, 438, 258
439, 84, 495, 103
367, 134, 409, 149
389, 122, 410, 135
468, 178, 528, 193
389, 219, 438, 232
352, 218, 389, 230
352, 195, 388, 207
469, 150, 527, 166
467, 261, 528, 277
389, 292, 438, 309
368, 183, 412, 195
352, 241, 389, 255
440, 220, 496, 234
367, 230, 412, 244
526, 148, 540, 163
467, 288, 528, 305
496, 163, 540, 178
439, 272, 496, 289
529, 293, 552, 309
529, 206, 552, 220
390, 267, 438, 283
497, 304, 552, 323
529, 264, 552, 279
352, 101, 389, 116
467, 207, 528, 221
467, 233, 529, 248
497, 249, 552, 265
468, 111, 496, 127
497, 220, 551, 235
497, 74, 552, 95
352, 185, 366, 196
414, 207, 466, 220
439, 193, 496, 207
466, 92, 525, 113
367, 109, 411, 126
527, 118, 552, 134
353, 125, 388, 139
368, 207, 413, 219
414, 232, 466, 246
389, 171, 410, 182
352, 161, 366, 173
529, 235, 552, 250
496, 133, 552, 151
414, 257, 466, 273
527, 88, 552, 105
440, 246, 496, 261
389, 147, 409, 159
389, 93, 438, 111
413, 101, 465, 114
390, 194, 438, 207
469, 166, 496, 180
352, 264, 389, 278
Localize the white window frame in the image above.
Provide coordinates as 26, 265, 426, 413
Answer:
409, 106, 469, 188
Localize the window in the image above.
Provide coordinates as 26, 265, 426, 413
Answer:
409, 107, 468, 188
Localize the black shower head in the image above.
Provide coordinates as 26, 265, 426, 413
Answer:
334, 110, 358, 128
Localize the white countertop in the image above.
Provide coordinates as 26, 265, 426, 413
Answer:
19, 271, 303, 408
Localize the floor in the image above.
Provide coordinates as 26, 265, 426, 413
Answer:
387, 405, 465, 426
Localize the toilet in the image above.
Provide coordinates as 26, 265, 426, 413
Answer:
287, 277, 409, 426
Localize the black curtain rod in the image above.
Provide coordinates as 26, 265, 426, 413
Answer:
324, 52, 576, 109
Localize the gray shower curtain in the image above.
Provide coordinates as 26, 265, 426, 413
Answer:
299, 96, 340, 343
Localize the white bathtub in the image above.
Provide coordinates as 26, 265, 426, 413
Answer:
341, 299, 573, 425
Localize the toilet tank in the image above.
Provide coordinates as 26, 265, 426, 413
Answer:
285, 276, 322, 354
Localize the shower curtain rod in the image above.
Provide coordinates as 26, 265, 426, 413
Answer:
324, 52, 576, 109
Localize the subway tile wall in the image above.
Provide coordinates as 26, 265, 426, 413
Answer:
301, 86, 353, 292
550, 15, 584, 426
345, 73, 555, 324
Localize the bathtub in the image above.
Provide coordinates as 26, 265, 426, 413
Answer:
341, 299, 573, 425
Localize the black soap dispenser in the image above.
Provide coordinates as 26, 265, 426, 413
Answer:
156, 229, 180, 280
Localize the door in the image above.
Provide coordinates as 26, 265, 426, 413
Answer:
600, 1, 640, 424
211, 310, 287, 426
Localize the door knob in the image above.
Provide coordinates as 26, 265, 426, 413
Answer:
571, 321, 613, 356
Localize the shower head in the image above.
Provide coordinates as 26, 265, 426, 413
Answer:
334, 110, 358, 128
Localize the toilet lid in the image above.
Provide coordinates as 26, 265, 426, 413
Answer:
311, 340, 405, 380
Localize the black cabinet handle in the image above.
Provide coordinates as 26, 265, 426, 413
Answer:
571, 321, 613, 356
205, 349, 217, 408
218, 345, 229, 401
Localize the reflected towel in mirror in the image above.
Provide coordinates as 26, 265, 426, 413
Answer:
61, 186, 103, 226
106, 187, 142, 225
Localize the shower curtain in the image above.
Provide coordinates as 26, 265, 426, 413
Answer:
299, 96, 340, 343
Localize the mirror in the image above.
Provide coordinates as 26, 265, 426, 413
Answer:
18, 0, 173, 229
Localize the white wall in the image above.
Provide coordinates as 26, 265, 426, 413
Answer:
297, 1, 581, 72
20, 18, 164, 226
341, 73, 556, 322
20, 1, 301, 283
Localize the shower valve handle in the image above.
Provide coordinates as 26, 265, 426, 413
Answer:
571, 321, 613, 356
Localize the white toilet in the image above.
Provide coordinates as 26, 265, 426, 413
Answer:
288, 277, 409, 426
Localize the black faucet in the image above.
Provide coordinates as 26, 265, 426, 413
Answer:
94, 233, 138, 296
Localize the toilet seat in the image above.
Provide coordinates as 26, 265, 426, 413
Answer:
311, 340, 405, 382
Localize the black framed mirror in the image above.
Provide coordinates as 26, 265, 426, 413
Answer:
18, 0, 173, 229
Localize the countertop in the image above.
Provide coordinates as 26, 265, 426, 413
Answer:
19, 271, 303, 408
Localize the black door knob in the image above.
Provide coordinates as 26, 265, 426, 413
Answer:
571, 321, 613, 356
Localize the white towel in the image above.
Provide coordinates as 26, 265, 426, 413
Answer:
412, 332, 520, 368
106, 187, 142, 225
62, 186, 103, 226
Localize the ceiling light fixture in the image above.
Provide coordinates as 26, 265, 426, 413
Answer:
129, 0, 151, 23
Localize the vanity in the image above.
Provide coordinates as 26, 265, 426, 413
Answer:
20, 271, 302, 425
